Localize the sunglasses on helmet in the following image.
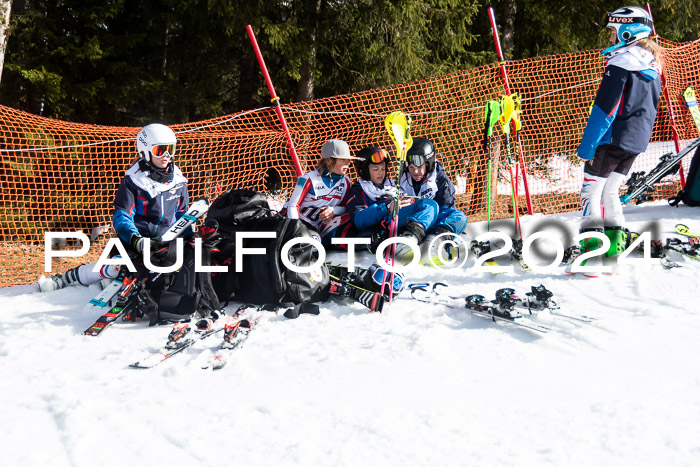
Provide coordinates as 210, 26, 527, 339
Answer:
406, 154, 426, 167
152, 144, 175, 159
369, 149, 389, 163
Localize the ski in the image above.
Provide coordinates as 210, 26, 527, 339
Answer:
620, 136, 700, 205
409, 283, 552, 334
628, 232, 681, 269
86, 273, 126, 308
81, 277, 142, 336
205, 305, 262, 370
683, 86, 700, 134
159, 198, 209, 242
82, 199, 209, 336
517, 284, 596, 323
675, 223, 700, 239
208, 316, 258, 370
665, 237, 700, 261
129, 318, 224, 369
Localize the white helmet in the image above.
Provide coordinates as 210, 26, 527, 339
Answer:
605, 6, 653, 50
136, 123, 177, 162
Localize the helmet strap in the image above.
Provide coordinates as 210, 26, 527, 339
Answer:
601, 41, 627, 57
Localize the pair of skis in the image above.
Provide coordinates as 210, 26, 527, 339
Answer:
130, 304, 277, 370
408, 282, 595, 335
664, 223, 700, 261
627, 223, 700, 265
621, 136, 700, 205
81, 198, 210, 336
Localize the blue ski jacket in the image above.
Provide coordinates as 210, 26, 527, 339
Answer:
112, 162, 189, 243
577, 45, 661, 159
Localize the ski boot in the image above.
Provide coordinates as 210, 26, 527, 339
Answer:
603, 226, 629, 258
602, 226, 629, 273
393, 221, 425, 263
565, 227, 604, 276
38, 265, 82, 292
420, 227, 463, 266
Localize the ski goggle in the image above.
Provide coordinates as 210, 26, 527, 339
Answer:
370, 263, 405, 294
406, 154, 427, 167
152, 144, 176, 159
369, 149, 389, 163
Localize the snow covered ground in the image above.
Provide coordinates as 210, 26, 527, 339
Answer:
2, 201, 700, 467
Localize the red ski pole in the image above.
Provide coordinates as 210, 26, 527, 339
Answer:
488, 7, 534, 216
246, 25, 303, 177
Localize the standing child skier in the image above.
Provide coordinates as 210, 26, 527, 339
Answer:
39, 123, 190, 291
283, 139, 360, 245
398, 137, 468, 260
345, 146, 439, 257
575, 6, 661, 265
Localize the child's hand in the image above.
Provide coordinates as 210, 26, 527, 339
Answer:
319, 207, 335, 222
399, 195, 415, 208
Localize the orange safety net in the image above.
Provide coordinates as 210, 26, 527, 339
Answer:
1, 38, 699, 287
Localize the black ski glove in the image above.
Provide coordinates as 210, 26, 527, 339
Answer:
130, 234, 167, 256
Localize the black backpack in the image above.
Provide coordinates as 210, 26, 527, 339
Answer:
139, 239, 222, 325
670, 144, 700, 206
208, 189, 330, 311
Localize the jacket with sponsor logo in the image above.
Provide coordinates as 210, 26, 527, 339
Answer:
112, 161, 189, 243
283, 168, 352, 231
577, 44, 661, 158
399, 161, 456, 208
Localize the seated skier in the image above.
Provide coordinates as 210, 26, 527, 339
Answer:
283, 139, 360, 245
398, 137, 468, 260
345, 145, 438, 260
39, 123, 190, 292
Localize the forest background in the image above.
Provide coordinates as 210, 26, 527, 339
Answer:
0, 0, 698, 127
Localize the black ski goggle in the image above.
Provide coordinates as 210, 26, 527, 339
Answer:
406, 154, 427, 167
152, 144, 176, 159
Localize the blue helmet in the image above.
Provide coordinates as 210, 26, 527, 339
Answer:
602, 6, 653, 56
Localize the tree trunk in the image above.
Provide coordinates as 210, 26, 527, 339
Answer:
500, 0, 516, 59
159, 17, 170, 121
295, 0, 322, 102
237, 53, 257, 110
0, 0, 13, 84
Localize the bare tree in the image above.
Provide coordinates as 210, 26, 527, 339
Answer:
0, 0, 12, 84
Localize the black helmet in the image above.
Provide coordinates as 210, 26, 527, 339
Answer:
406, 137, 436, 173
355, 146, 391, 181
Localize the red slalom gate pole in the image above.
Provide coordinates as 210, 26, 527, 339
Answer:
487, 7, 534, 216
246, 25, 304, 177
644, 3, 686, 187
